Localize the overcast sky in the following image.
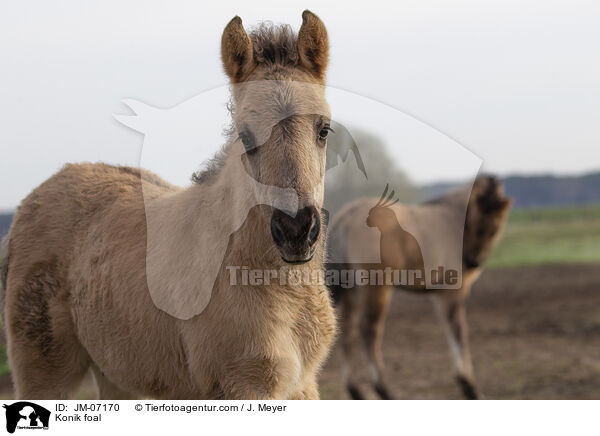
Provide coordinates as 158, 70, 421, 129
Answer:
1, 0, 599, 210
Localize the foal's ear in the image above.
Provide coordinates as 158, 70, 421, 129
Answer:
297, 10, 329, 81
221, 16, 255, 82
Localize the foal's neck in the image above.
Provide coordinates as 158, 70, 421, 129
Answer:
188, 150, 277, 268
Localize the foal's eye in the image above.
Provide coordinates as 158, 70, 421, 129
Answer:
239, 130, 257, 155
318, 124, 334, 143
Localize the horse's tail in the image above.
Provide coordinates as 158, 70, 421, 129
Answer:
0, 228, 10, 326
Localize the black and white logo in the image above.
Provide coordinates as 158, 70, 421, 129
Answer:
3, 402, 50, 433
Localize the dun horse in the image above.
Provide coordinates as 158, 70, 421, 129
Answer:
0, 11, 336, 399
328, 176, 511, 399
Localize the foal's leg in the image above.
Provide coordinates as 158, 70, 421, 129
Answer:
361, 284, 395, 400
90, 365, 137, 400
431, 289, 480, 399
5, 273, 90, 399
340, 286, 367, 400
290, 376, 319, 400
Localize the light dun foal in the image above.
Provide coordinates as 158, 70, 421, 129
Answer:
0, 11, 336, 400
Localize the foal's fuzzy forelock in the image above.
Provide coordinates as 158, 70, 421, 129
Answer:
249, 22, 299, 67
192, 23, 302, 186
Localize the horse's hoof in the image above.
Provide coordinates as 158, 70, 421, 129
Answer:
347, 384, 366, 400
374, 383, 395, 400
456, 375, 479, 400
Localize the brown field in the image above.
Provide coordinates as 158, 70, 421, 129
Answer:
319, 263, 600, 399
0, 264, 598, 400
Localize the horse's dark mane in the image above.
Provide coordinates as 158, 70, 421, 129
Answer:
423, 175, 501, 209
423, 186, 469, 206
249, 22, 298, 66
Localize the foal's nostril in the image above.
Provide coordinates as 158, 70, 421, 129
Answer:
307, 212, 320, 245
270, 217, 286, 248
270, 206, 321, 249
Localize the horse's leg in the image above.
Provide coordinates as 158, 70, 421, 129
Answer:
431, 289, 480, 399
5, 273, 90, 399
340, 286, 366, 400
361, 284, 395, 400
289, 376, 319, 400
90, 365, 137, 400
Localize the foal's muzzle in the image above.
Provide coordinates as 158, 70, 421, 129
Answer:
270, 206, 320, 263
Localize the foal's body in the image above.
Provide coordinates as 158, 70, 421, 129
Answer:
3, 163, 334, 399
1, 11, 337, 400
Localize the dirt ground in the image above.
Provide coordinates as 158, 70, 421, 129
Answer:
319, 263, 600, 399
0, 264, 598, 400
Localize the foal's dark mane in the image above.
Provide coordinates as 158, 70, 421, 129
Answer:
191, 22, 299, 186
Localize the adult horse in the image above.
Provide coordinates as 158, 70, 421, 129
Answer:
328, 176, 511, 399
